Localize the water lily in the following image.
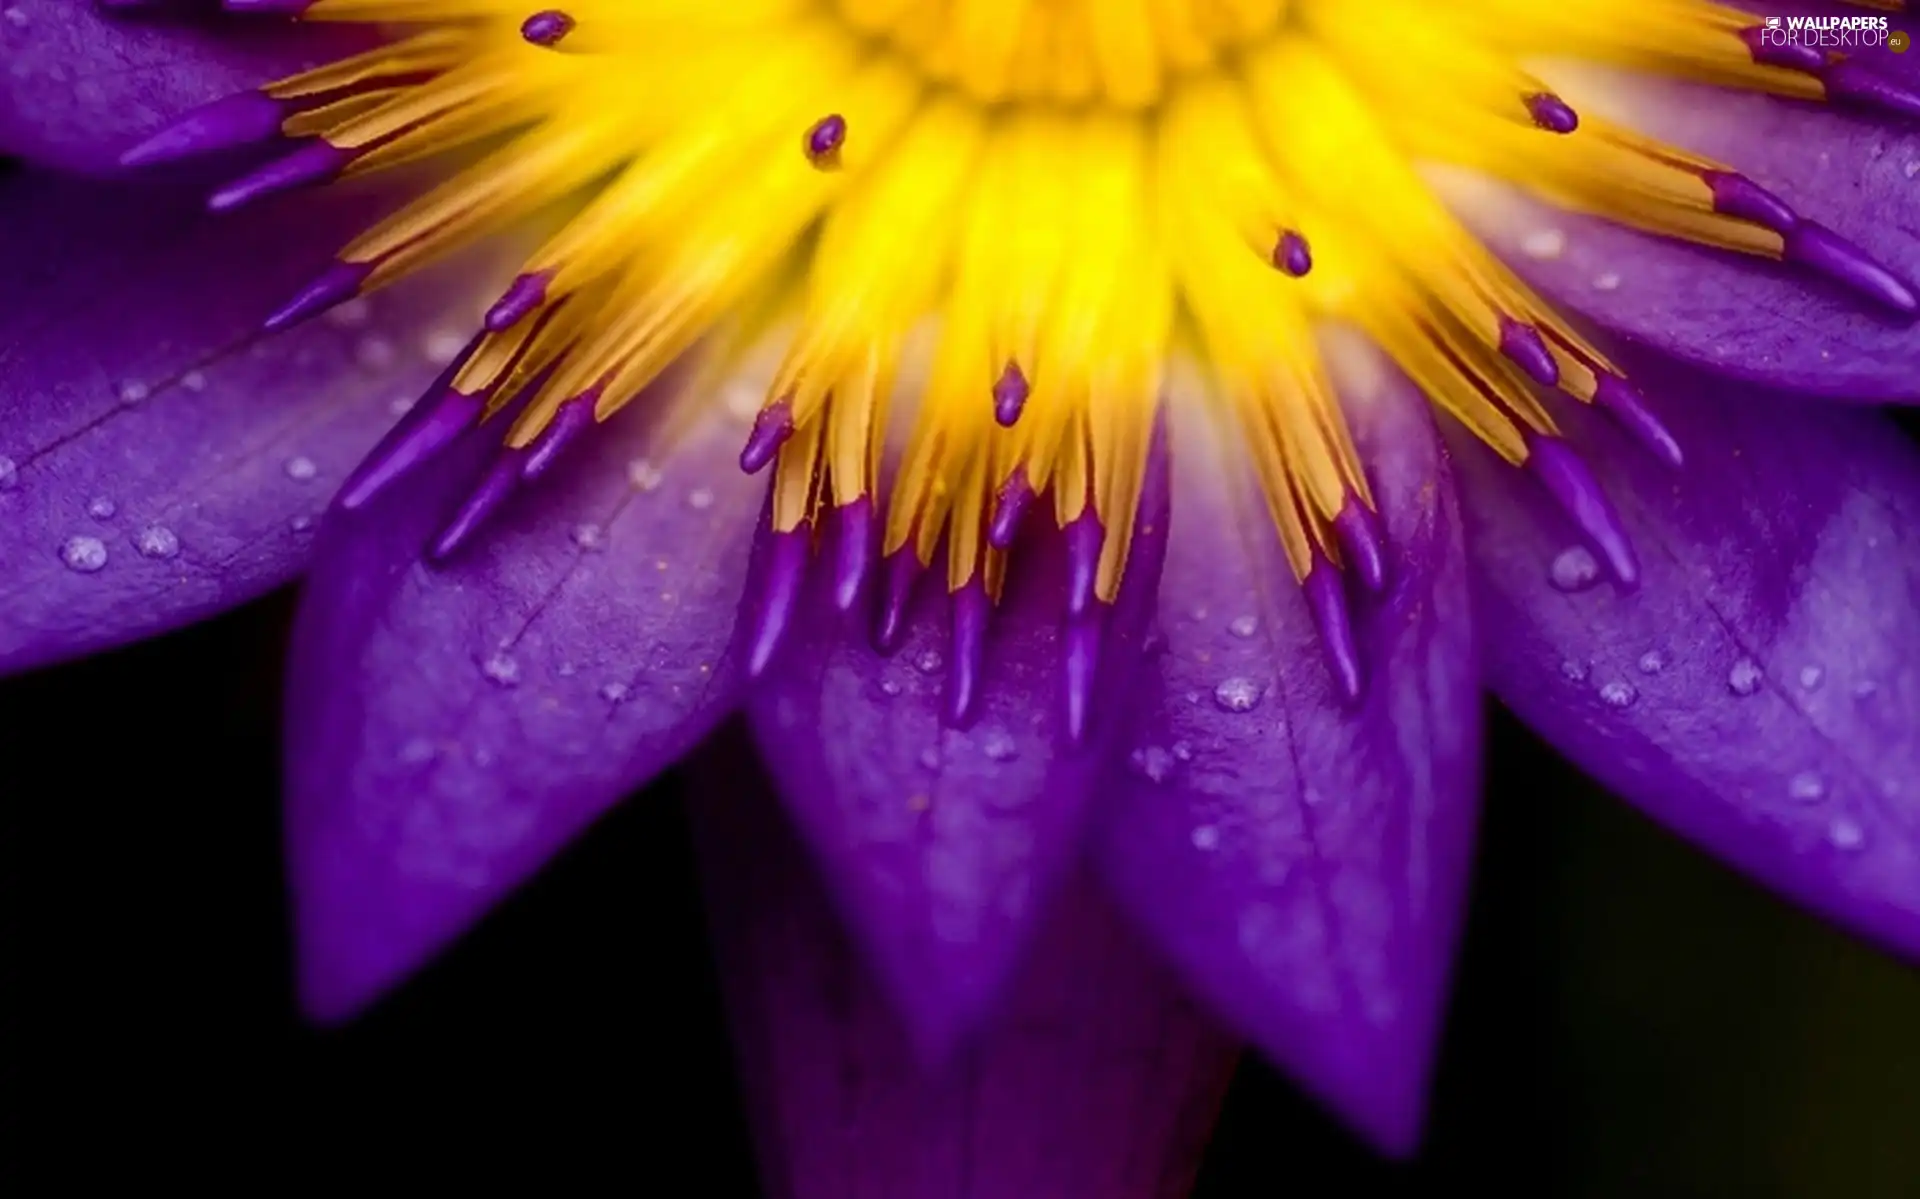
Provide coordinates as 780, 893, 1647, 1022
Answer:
5, 0, 1920, 1189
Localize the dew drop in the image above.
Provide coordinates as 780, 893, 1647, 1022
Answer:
324, 297, 372, 329
1521, 228, 1567, 260
1727, 657, 1763, 696
117, 379, 150, 404
289, 515, 313, 532
1172, 740, 1194, 763
1853, 680, 1879, 700
86, 496, 116, 520
387, 394, 415, 417
283, 455, 318, 482
1592, 271, 1622, 292
1799, 665, 1825, 691
686, 487, 715, 511
1637, 650, 1666, 676
627, 458, 663, 492
570, 522, 606, 551
1560, 658, 1590, 683
1549, 546, 1601, 592
1131, 745, 1175, 783
724, 382, 761, 421
1788, 771, 1827, 803
180, 370, 208, 393
879, 677, 902, 697
1828, 818, 1865, 851
0, 456, 15, 490
918, 746, 940, 770
1191, 825, 1221, 852
981, 730, 1018, 762
557, 661, 577, 677
1228, 615, 1260, 639
1599, 680, 1637, 709
422, 328, 466, 365
480, 652, 521, 687
599, 682, 629, 703
135, 525, 179, 559
1213, 677, 1264, 713
915, 649, 944, 674
354, 335, 398, 372
1906, 160, 1920, 180
60, 535, 107, 573
3, 8, 29, 29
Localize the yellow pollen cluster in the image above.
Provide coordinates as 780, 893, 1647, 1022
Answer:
238, 0, 1906, 603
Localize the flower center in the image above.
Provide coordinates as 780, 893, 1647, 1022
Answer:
137, 0, 1918, 718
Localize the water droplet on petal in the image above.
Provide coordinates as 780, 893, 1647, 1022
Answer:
686, 487, 715, 511
1229, 615, 1259, 639
570, 522, 605, 551
915, 649, 943, 674
1549, 546, 1601, 592
60, 535, 107, 573
1728, 658, 1763, 696
1599, 681, 1637, 709
627, 458, 663, 492
1905, 160, 1920, 180
1521, 228, 1567, 260
289, 515, 313, 532
918, 746, 940, 770
283, 455, 318, 482
1213, 677, 1264, 713
1799, 665, 1825, 691
1853, 680, 1879, 700
117, 380, 150, 404
3, 9, 30, 30
1172, 740, 1194, 762
1828, 818, 1865, 850
1788, 771, 1826, 803
324, 297, 373, 329
135, 525, 180, 559
0, 456, 16, 490
422, 328, 466, 365
86, 496, 116, 520
879, 676, 902, 697
1130, 746, 1175, 783
354, 335, 397, 372
480, 652, 520, 687
982, 730, 1017, 762
599, 681, 629, 703
1191, 825, 1221, 852
181, 370, 208, 393
1593, 271, 1622, 292
1637, 650, 1666, 675
1561, 659, 1590, 683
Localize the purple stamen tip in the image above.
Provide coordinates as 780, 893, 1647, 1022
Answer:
1783, 222, 1919, 316
338, 388, 484, 511
1526, 433, 1639, 589
1273, 229, 1313, 277
739, 399, 795, 474
1498, 316, 1560, 388
1065, 512, 1105, 619
484, 271, 553, 332
992, 360, 1030, 427
1739, 26, 1827, 73
1333, 496, 1390, 594
1523, 92, 1580, 134
264, 260, 372, 332
1593, 373, 1684, 469
747, 528, 812, 678
946, 583, 991, 726
120, 90, 286, 168
1702, 170, 1797, 234
207, 139, 350, 212
988, 469, 1034, 550
833, 499, 874, 613
521, 393, 599, 481
520, 9, 575, 47
805, 114, 847, 167
1820, 60, 1920, 123
1063, 609, 1105, 746
428, 452, 524, 563
1304, 556, 1365, 705
876, 549, 923, 653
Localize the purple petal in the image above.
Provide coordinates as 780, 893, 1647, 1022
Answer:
284, 383, 765, 1021
1460, 354, 1920, 963
0, 0, 367, 174
0, 167, 496, 676
746, 445, 1171, 1064
1093, 348, 1481, 1157
690, 741, 1241, 1199
1454, 69, 1920, 399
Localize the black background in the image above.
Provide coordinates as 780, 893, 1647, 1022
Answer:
6, 584, 1920, 1195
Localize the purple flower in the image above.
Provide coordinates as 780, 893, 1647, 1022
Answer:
5, 0, 1920, 1189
